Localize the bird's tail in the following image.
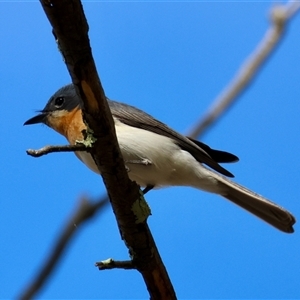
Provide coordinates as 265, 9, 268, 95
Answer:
208, 170, 296, 233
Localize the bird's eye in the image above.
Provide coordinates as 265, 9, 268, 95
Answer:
54, 97, 65, 108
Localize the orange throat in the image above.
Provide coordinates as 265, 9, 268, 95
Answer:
48, 108, 86, 145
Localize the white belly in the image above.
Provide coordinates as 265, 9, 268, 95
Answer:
76, 119, 221, 194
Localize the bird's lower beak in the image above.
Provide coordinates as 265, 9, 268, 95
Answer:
24, 113, 47, 125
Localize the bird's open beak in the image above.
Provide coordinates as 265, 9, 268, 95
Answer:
24, 113, 47, 125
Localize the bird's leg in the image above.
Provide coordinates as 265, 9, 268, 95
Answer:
142, 185, 154, 195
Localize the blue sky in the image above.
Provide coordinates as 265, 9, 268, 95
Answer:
1, 1, 300, 299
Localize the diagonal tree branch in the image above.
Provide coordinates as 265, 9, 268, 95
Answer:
38, 0, 176, 299
188, 1, 300, 139
19, 196, 109, 300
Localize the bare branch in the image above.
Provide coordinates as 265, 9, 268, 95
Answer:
19, 196, 109, 300
38, 1, 176, 299
96, 259, 135, 270
26, 144, 88, 157
188, 1, 300, 139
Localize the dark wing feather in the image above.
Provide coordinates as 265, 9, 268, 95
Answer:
187, 137, 239, 163
108, 99, 235, 178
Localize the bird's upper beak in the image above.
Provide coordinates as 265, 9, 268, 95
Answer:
24, 112, 47, 126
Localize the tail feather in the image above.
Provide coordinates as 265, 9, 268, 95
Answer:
222, 188, 295, 233
208, 170, 296, 233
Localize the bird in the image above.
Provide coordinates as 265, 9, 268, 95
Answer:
24, 84, 296, 233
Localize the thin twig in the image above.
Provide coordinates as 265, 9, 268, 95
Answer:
188, 1, 300, 139
95, 258, 136, 270
26, 144, 88, 157
19, 196, 109, 300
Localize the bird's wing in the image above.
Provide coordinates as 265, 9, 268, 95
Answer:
108, 99, 235, 177
187, 137, 239, 163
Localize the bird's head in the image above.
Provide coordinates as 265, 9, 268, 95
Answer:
24, 84, 82, 137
